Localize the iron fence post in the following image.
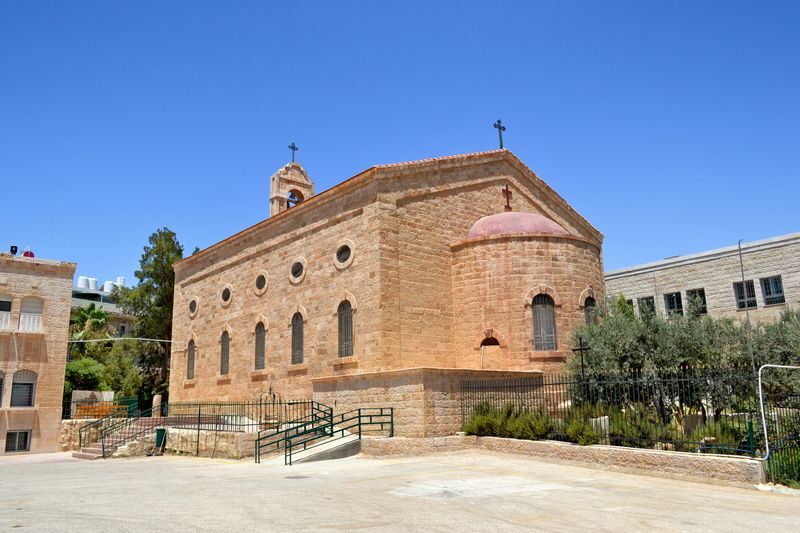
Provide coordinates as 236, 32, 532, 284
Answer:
197, 404, 201, 456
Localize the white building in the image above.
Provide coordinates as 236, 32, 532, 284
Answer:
605, 233, 799, 322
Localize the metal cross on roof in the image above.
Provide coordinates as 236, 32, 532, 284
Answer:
502, 184, 513, 212
493, 119, 506, 149
288, 142, 298, 162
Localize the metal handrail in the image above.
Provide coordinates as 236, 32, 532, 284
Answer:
255, 401, 333, 462
284, 407, 394, 465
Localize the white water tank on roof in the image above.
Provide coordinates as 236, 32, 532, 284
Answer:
115, 276, 125, 287
88, 278, 98, 291
77, 276, 89, 289
103, 280, 115, 293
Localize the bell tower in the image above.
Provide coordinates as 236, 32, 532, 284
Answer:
269, 162, 314, 217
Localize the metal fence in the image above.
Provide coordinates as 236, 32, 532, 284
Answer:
762, 391, 800, 485
166, 400, 315, 433
63, 397, 139, 420
461, 368, 760, 455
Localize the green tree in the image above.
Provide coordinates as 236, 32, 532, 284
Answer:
69, 303, 111, 359
103, 340, 143, 398
64, 357, 107, 396
112, 227, 184, 399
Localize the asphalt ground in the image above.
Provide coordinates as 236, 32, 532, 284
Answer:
1, 451, 797, 532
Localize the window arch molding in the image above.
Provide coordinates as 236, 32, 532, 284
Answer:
472, 328, 509, 350
578, 287, 596, 309
523, 284, 561, 308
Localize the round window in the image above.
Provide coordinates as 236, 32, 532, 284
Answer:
188, 300, 197, 314
221, 287, 231, 302
291, 262, 304, 279
336, 245, 351, 264
255, 274, 266, 290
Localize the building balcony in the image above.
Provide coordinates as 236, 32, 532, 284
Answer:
0, 311, 11, 331
18, 313, 43, 333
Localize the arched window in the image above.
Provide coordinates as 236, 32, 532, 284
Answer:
584, 296, 597, 325
291, 313, 304, 364
187, 340, 195, 380
480, 337, 500, 347
255, 322, 266, 370
19, 297, 43, 332
532, 294, 557, 351
11, 370, 37, 407
338, 301, 353, 357
220, 331, 230, 375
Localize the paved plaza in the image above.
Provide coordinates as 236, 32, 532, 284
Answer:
1, 451, 797, 532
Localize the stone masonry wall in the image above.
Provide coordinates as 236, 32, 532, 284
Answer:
313, 367, 541, 437
605, 234, 799, 323
451, 235, 603, 372
170, 178, 383, 402
0, 254, 75, 454
360, 435, 765, 486
170, 151, 604, 405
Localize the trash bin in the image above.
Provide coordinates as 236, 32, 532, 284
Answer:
155, 428, 167, 449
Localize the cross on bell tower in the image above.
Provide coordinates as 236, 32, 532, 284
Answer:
288, 142, 298, 162
493, 120, 506, 149
502, 184, 513, 212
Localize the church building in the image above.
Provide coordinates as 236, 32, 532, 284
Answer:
168, 149, 604, 436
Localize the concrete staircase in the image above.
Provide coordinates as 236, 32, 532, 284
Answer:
73, 417, 165, 460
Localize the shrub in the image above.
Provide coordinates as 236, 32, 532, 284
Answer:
608, 404, 668, 448
463, 404, 555, 441
687, 419, 749, 455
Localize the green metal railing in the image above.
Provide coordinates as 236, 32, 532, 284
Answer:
253, 406, 393, 465
99, 403, 170, 457
255, 401, 333, 462
283, 407, 393, 465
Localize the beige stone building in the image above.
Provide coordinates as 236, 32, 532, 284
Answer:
168, 150, 604, 435
0, 253, 75, 453
605, 233, 799, 322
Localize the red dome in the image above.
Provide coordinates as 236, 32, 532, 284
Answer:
467, 211, 569, 239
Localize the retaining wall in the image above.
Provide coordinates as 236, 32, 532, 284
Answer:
360, 435, 766, 486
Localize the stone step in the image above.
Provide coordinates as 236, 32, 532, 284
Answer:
72, 451, 103, 460
81, 446, 106, 455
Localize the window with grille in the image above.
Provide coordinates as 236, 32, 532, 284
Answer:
664, 292, 683, 316
637, 296, 656, 318
11, 370, 36, 407
220, 331, 229, 375
255, 322, 266, 370
291, 313, 304, 364
5, 431, 30, 452
532, 294, 557, 351
583, 297, 596, 325
187, 340, 195, 380
734, 280, 757, 309
686, 288, 707, 315
338, 301, 353, 357
761, 276, 785, 305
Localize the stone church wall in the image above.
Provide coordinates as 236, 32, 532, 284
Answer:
450, 235, 604, 372
170, 180, 385, 402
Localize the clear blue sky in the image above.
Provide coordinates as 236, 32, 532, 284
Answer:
2, 1, 798, 285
